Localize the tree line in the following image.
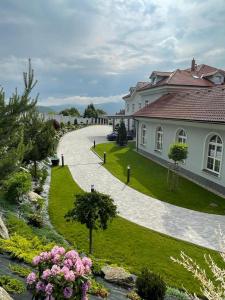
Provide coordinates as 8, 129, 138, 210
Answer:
59, 104, 106, 118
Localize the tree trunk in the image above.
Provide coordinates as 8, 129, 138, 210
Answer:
89, 227, 93, 254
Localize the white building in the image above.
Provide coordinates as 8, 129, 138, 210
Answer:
123, 59, 225, 193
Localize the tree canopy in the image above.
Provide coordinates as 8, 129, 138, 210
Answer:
65, 191, 117, 254
168, 143, 188, 164
59, 107, 80, 117
117, 120, 127, 146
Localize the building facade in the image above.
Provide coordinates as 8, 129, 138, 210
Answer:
122, 59, 225, 192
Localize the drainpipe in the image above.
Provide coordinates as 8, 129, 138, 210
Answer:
135, 118, 139, 152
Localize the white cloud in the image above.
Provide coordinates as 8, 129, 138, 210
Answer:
40, 94, 124, 106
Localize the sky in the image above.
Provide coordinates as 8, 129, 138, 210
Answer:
0, 0, 225, 107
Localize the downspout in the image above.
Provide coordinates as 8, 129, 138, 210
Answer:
135, 118, 139, 152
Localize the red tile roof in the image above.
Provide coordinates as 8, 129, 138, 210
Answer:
133, 85, 225, 123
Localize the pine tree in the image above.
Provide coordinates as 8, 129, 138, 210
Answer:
117, 120, 127, 146
0, 59, 37, 182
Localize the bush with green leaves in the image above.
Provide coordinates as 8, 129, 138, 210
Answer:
136, 268, 166, 300
9, 263, 32, 278
0, 234, 55, 263
89, 278, 109, 298
27, 213, 43, 228
117, 121, 127, 146
165, 287, 190, 300
168, 143, 188, 164
4, 171, 32, 203
0, 275, 25, 294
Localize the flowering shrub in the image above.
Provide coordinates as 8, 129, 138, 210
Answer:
27, 246, 92, 300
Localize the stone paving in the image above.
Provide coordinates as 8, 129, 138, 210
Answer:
57, 125, 225, 251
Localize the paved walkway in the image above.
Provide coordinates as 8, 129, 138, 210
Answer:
57, 125, 225, 251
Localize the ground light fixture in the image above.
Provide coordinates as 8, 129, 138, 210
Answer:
103, 151, 106, 164
61, 154, 64, 167
91, 184, 95, 193
93, 140, 96, 148
127, 165, 131, 183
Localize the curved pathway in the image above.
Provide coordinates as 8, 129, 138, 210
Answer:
58, 125, 225, 251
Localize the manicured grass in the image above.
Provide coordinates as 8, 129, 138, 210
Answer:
49, 166, 222, 295
94, 142, 225, 215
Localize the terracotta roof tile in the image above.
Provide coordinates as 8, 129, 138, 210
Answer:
134, 85, 225, 123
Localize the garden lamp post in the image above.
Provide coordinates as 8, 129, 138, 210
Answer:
127, 165, 131, 183
91, 184, 95, 193
103, 152, 106, 164
61, 154, 64, 167
93, 140, 96, 148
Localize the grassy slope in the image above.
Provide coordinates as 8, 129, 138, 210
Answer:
93, 142, 225, 215
49, 166, 222, 295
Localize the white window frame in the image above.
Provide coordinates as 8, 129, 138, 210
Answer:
176, 129, 187, 144
206, 134, 223, 175
141, 124, 146, 145
127, 103, 129, 112
132, 103, 135, 112
145, 100, 149, 106
155, 126, 163, 151
139, 102, 141, 109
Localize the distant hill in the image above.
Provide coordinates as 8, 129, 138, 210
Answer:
37, 106, 55, 113
37, 101, 124, 115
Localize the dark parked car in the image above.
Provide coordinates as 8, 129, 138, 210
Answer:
107, 132, 118, 141
107, 131, 134, 141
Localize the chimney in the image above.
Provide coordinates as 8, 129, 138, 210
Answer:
191, 58, 196, 71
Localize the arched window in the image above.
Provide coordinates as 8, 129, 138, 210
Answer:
155, 126, 163, 151
206, 135, 223, 174
177, 129, 187, 144
141, 124, 146, 145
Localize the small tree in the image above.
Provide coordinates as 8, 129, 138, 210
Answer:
117, 121, 127, 146
136, 267, 166, 300
65, 191, 117, 254
168, 143, 188, 191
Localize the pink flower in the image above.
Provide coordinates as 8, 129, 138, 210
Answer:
51, 265, 61, 276
45, 283, 54, 295
64, 258, 73, 269
51, 246, 65, 257
75, 258, 85, 276
36, 281, 46, 292
82, 257, 92, 268
27, 272, 37, 285
42, 269, 51, 280
52, 254, 61, 264
33, 256, 41, 266
61, 266, 70, 275
63, 287, 73, 299
64, 270, 75, 282
65, 250, 78, 261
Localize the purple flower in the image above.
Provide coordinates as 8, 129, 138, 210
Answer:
45, 283, 54, 295
36, 281, 46, 292
65, 250, 78, 261
64, 270, 75, 282
33, 255, 41, 266
51, 265, 61, 276
64, 258, 73, 269
82, 281, 90, 300
42, 269, 51, 280
27, 272, 37, 285
63, 287, 73, 299
75, 258, 85, 276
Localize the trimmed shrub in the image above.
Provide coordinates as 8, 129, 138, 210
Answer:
136, 268, 166, 300
0, 275, 25, 294
9, 263, 32, 278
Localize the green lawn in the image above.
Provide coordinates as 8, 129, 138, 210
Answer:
49, 166, 222, 295
93, 142, 225, 215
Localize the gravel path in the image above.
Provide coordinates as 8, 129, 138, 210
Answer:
57, 125, 225, 251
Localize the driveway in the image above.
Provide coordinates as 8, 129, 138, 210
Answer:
57, 125, 225, 251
